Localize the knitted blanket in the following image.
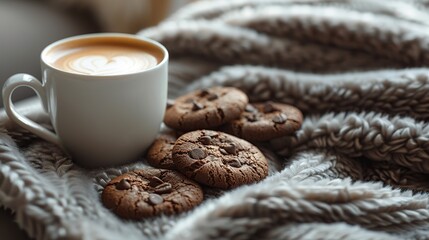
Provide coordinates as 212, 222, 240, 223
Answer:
3, 0, 429, 239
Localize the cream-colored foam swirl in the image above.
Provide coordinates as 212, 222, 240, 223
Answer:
49, 45, 160, 76
66, 54, 157, 76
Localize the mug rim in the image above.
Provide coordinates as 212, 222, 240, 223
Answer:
41, 33, 169, 79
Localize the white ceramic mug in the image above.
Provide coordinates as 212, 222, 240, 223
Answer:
2, 33, 168, 168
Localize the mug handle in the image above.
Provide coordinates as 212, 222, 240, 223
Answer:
2, 73, 62, 146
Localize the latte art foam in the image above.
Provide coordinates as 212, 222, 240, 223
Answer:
46, 41, 162, 76
65, 51, 157, 76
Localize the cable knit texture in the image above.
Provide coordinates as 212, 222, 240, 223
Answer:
3, 0, 429, 239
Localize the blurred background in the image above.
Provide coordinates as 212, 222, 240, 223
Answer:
0, 0, 194, 107
0, 0, 194, 239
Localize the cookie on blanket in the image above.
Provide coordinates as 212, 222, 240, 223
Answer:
164, 87, 248, 131
172, 130, 268, 189
101, 169, 203, 219
222, 102, 303, 141
146, 133, 177, 170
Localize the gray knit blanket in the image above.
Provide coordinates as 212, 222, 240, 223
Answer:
3, 0, 429, 239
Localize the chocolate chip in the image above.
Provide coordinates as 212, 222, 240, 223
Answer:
199, 89, 210, 97
116, 179, 131, 190
245, 104, 257, 112
219, 148, 228, 155
228, 159, 242, 168
245, 114, 258, 122
166, 99, 175, 108
263, 102, 276, 113
199, 136, 212, 145
192, 100, 204, 111
154, 182, 172, 194
148, 193, 164, 205
206, 93, 219, 101
148, 176, 164, 187
272, 113, 287, 124
223, 143, 237, 155
189, 148, 207, 159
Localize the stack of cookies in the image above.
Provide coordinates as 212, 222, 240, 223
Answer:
102, 86, 303, 220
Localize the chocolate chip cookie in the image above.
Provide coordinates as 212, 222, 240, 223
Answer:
102, 169, 203, 219
164, 87, 248, 131
223, 102, 303, 141
146, 133, 177, 170
172, 130, 268, 189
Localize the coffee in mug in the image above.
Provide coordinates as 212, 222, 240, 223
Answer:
2, 33, 168, 168
46, 37, 164, 75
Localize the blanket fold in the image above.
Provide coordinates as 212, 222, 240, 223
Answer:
3, 0, 429, 239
